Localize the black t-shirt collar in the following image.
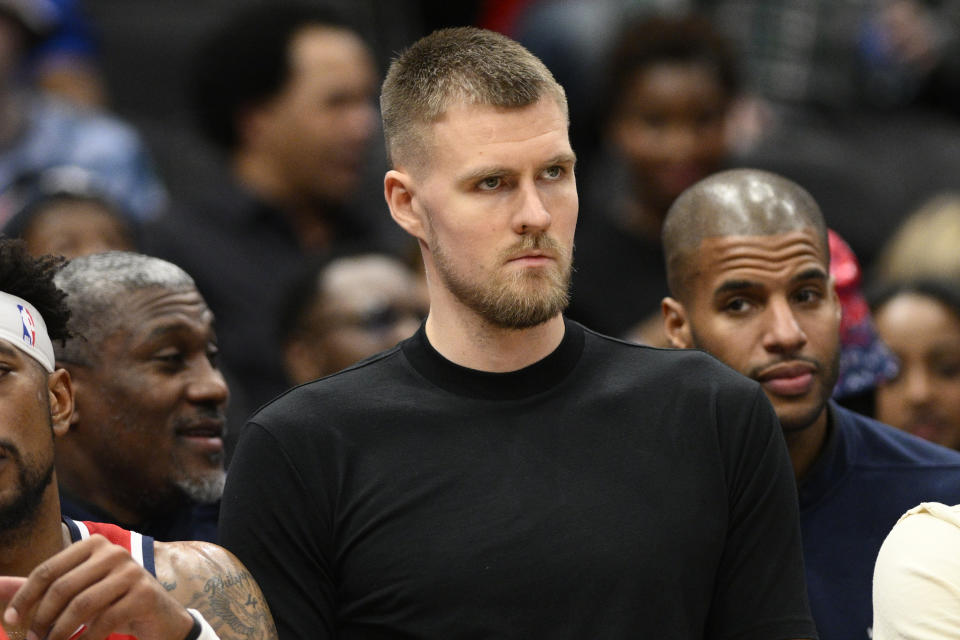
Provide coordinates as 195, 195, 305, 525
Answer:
402, 317, 584, 401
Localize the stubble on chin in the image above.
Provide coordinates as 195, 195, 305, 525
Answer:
432, 233, 573, 329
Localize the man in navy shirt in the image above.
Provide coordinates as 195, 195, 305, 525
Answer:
661, 168, 960, 640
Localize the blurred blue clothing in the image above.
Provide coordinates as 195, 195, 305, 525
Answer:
59, 490, 219, 544
31, 0, 97, 61
800, 402, 960, 640
0, 92, 166, 222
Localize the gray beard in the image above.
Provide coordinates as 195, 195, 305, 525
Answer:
175, 468, 226, 504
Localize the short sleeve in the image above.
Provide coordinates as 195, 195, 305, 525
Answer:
219, 421, 336, 639
708, 387, 818, 640
873, 502, 960, 639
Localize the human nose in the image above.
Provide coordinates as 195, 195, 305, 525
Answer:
902, 367, 933, 407
187, 357, 230, 407
762, 298, 808, 355
662, 124, 699, 161
512, 180, 552, 234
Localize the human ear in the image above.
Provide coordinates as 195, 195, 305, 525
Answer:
662, 297, 694, 349
47, 368, 75, 437
384, 169, 426, 242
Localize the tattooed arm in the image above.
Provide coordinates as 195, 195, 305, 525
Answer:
155, 541, 278, 640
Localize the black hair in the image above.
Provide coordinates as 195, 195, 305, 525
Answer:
190, 2, 356, 151
0, 237, 70, 343
0, 5, 56, 51
1, 167, 135, 247
868, 278, 960, 319
276, 242, 404, 344
602, 12, 739, 124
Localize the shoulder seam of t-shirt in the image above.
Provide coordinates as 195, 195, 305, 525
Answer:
241, 420, 327, 515
259, 343, 405, 406
576, 323, 714, 359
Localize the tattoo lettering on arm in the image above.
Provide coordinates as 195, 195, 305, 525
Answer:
196, 570, 266, 636
156, 541, 278, 640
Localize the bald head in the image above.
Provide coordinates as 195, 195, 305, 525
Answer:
663, 169, 828, 298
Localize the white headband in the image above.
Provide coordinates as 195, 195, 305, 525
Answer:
0, 291, 55, 372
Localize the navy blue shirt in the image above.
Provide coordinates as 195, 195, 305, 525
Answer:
59, 491, 219, 543
800, 402, 960, 640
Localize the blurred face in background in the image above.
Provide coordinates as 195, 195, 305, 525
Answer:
248, 25, 378, 206
874, 291, 960, 450
0, 16, 26, 85
283, 254, 427, 383
610, 61, 729, 213
22, 198, 135, 259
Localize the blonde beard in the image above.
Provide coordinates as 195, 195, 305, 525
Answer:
431, 232, 572, 329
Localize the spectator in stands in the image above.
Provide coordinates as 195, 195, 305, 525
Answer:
52, 252, 228, 543
280, 251, 426, 386
870, 279, 960, 451
827, 229, 899, 418
145, 3, 385, 424
567, 12, 738, 341
0, 238, 276, 640
872, 192, 960, 283
0, 0, 166, 222
1, 166, 136, 258
660, 168, 960, 640
27, 0, 106, 107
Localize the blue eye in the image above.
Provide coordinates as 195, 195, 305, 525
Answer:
478, 176, 501, 191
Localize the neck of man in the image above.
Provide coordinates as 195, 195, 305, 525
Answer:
783, 405, 830, 482
423, 287, 567, 373
56, 453, 181, 529
0, 483, 69, 576
232, 152, 335, 251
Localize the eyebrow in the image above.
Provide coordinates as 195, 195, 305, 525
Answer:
790, 268, 829, 284
713, 268, 829, 298
144, 321, 214, 343
0, 343, 21, 360
713, 279, 758, 297
457, 152, 578, 185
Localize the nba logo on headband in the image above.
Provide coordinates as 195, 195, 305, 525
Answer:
0, 292, 54, 372
17, 304, 36, 346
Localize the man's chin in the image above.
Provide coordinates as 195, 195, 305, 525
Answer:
773, 399, 828, 435
175, 469, 226, 504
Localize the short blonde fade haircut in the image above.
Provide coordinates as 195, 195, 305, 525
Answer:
380, 26, 568, 170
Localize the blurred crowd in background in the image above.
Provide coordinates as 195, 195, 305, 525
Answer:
1, 0, 959, 455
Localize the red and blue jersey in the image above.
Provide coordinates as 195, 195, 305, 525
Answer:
63, 517, 156, 577
62, 517, 158, 640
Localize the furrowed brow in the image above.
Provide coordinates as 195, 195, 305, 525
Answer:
713, 279, 760, 298
790, 268, 828, 284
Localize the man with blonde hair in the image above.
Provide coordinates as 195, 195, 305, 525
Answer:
221, 28, 816, 639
